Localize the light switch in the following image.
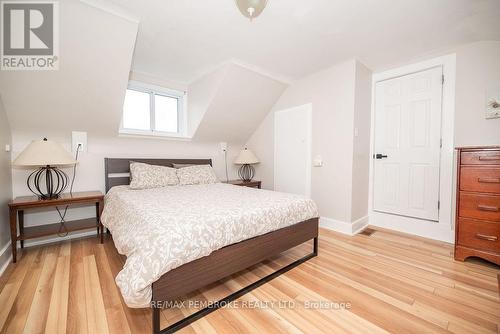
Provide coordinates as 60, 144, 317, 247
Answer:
5, 144, 10, 152
72, 131, 88, 152
313, 156, 323, 167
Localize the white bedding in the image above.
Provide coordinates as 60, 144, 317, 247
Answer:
101, 183, 318, 308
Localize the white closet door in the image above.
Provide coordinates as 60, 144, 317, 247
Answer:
274, 104, 311, 197
373, 67, 443, 221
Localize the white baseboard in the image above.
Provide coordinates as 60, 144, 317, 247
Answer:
23, 230, 98, 248
0, 229, 98, 277
320, 215, 369, 236
369, 211, 454, 243
0, 242, 12, 277
352, 215, 370, 234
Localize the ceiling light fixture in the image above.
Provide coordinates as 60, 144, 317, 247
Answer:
235, 0, 268, 20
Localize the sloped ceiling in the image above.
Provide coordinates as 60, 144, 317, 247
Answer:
189, 62, 287, 143
187, 65, 228, 137
108, 0, 500, 83
0, 0, 138, 135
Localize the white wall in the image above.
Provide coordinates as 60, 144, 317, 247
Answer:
130, 71, 188, 93
454, 41, 500, 146
351, 62, 372, 222
246, 59, 372, 229
245, 112, 275, 190
0, 97, 12, 271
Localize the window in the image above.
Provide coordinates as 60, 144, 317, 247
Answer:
120, 82, 185, 137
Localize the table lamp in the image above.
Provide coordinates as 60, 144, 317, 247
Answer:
13, 138, 77, 199
234, 148, 259, 182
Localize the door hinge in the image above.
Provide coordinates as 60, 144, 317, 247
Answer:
440, 138, 443, 148
442, 74, 444, 85
438, 200, 440, 210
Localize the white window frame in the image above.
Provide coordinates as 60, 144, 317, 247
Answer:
120, 81, 187, 138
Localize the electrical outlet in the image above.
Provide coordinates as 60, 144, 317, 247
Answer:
220, 142, 228, 153
72, 131, 88, 152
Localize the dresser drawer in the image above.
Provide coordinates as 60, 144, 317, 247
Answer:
460, 167, 500, 193
461, 150, 500, 165
457, 218, 499, 253
458, 193, 500, 221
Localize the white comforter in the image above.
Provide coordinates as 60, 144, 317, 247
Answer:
101, 183, 318, 308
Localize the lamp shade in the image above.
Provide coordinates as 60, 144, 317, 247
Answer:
13, 138, 77, 167
234, 148, 259, 165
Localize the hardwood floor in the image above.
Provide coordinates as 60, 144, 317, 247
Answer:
0, 227, 499, 334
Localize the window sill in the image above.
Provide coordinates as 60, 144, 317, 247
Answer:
118, 129, 192, 141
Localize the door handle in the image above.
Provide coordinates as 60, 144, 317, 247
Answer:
477, 205, 499, 212
374, 154, 388, 159
475, 234, 498, 242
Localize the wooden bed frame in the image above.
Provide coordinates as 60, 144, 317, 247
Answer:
104, 158, 319, 334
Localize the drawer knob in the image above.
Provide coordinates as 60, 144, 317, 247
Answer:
477, 205, 499, 212
477, 178, 500, 183
475, 233, 498, 242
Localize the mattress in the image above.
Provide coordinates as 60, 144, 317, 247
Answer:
101, 183, 318, 308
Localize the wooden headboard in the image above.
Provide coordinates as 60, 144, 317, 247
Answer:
104, 158, 213, 192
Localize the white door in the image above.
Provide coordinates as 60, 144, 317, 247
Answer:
274, 104, 311, 197
373, 67, 443, 221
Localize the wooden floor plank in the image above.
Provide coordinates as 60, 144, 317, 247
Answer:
2, 247, 45, 334
83, 255, 110, 334
0, 228, 497, 334
93, 244, 132, 334
22, 252, 58, 334
45, 255, 71, 334
102, 239, 152, 334
0, 249, 39, 333
67, 239, 88, 334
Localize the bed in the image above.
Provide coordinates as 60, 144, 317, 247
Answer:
102, 158, 319, 334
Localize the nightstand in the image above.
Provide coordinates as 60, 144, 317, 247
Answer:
8, 191, 104, 263
223, 180, 262, 189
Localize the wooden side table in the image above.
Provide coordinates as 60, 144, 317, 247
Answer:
223, 180, 262, 189
8, 191, 104, 263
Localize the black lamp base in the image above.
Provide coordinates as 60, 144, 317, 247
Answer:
38, 193, 61, 200
238, 164, 255, 182
27, 165, 69, 200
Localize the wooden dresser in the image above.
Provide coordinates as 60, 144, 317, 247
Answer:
455, 146, 500, 265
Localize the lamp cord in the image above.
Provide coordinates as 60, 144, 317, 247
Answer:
70, 144, 81, 195
224, 149, 229, 183
57, 143, 82, 237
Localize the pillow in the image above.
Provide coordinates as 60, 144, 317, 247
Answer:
129, 162, 179, 189
176, 164, 218, 185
